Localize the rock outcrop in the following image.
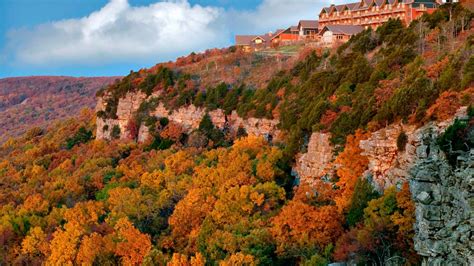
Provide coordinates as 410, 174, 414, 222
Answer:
359, 107, 468, 190
96, 92, 282, 142
96, 91, 147, 140
410, 137, 473, 265
292, 108, 473, 264
294, 132, 334, 184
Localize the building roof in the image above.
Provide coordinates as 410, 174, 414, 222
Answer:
322, 7, 331, 13
235, 35, 264, 46
271, 27, 298, 40
335, 4, 347, 12
346, 2, 360, 10
374, 0, 385, 6
298, 20, 319, 29
321, 25, 364, 35
260, 33, 274, 42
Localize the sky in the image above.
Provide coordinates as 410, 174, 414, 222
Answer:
0, 0, 343, 78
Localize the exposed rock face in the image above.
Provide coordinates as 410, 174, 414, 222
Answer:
410, 139, 473, 265
96, 91, 147, 140
294, 132, 334, 183
292, 108, 472, 264
227, 111, 281, 140
96, 92, 281, 142
359, 124, 417, 190
360, 107, 468, 190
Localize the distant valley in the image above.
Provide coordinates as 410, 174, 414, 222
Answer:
0, 76, 118, 142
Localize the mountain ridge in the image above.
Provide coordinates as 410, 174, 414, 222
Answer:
0, 76, 118, 142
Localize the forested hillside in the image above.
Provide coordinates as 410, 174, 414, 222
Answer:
0, 4, 472, 265
0, 76, 117, 142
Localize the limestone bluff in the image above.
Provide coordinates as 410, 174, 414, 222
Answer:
95, 86, 473, 264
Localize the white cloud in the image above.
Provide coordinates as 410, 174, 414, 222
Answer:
6, 0, 224, 65
4, 0, 343, 67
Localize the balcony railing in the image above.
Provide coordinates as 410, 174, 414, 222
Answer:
319, 7, 406, 22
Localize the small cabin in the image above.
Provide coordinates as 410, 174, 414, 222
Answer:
320, 25, 364, 45
298, 20, 319, 40
235, 34, 272, 51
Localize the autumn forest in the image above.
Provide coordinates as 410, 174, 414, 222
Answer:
0, 4, 473, 266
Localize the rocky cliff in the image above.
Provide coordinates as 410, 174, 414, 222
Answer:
409, 130, 473, 265
294, 132, 334, 184
292, 107, 473, 264
293, 108, 468, 188
96, 91, 282, 142
359, 107, 468, 191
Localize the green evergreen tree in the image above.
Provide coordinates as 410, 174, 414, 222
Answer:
346, 178, 379, 227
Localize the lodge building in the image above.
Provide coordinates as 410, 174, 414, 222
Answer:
235, 0, 444, 49
318, 0, 442, 30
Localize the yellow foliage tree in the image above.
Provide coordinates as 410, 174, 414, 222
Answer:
219, 253, 256, 266
21, 226, 49, 257
47, 221, 83, 265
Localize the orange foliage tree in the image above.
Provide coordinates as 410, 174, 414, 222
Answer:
271, 200, 343, 258
113, 217, 152, 265
334, 130, 370, 213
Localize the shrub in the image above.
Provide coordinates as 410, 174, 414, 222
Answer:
437, 118, 473, 166
397, 131, 408, 152
145, 136, 174, 151
66, 127, 93, 149
96, 110, 107, 119
159, 117, 169, 127
236, 126, 248, 139
111, 125, 121, 139
199, 114, 225, 146
25, 127, 44, 140
199, 113, 214, 134
468, 105, 474, 117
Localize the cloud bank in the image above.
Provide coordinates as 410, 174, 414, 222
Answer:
4, 0, 340, 67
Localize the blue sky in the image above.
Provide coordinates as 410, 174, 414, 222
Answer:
0, 0, 336, 78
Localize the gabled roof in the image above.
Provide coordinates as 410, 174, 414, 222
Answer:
270, 29, 285, 40
321, 25, 364, 35
346, 2, 360, 10
235, 35, 266, 45
321, 7, 331, 14
298, 20, 319, 29
362, 0, 373, 6
374, 0, 385, 6
251, 35, 267, 42
271, 27, 298, 40
334, 4, 347, 12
